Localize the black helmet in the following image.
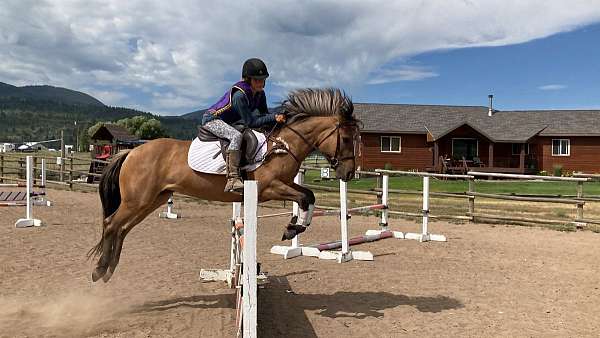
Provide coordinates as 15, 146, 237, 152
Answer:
242, 58, 269, 80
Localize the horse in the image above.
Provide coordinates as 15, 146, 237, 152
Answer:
88, 88, 361, 282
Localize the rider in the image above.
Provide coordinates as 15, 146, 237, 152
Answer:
201, 58, 286, 192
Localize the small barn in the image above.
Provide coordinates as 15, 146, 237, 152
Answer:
88, 124, 142, 183
90, 124, 141, 159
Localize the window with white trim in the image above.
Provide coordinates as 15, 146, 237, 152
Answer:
552, 139, 570, 156
380, 136, 401, 152
511, 143, 530, 155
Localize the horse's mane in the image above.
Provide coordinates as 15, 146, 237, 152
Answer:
281, 88, 354, 124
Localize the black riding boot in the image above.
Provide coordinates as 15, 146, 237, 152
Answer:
224, 149, 244, 193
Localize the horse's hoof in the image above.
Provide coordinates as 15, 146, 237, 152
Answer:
102, 269, 113, 283
281, 229, 297, 241
92, 266, 106, 282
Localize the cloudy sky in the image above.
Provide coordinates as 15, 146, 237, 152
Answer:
2, 0, 600, 115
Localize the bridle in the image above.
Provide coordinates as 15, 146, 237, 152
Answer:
271, 119, 359, 169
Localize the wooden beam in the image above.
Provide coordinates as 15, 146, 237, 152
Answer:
433, 141, 439, 169
488, 143, 494, 167
519, 143, 525, 171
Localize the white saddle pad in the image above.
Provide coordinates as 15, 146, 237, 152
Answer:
187, 131, 267, 174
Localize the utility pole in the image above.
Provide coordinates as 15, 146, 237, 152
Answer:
60, 129, 64, 181
74, 120, 79, 153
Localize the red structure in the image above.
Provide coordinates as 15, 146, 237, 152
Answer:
354, 102, 600, 174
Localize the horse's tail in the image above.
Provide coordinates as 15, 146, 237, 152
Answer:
99, 150, 130, 219
88, 150, 131, 259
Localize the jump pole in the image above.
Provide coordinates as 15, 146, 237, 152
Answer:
199, 181, 265, 338
270, 172, 320, 259
317, 180, 373, 262
14, 156, 42, 228
367, 176, 446, 242
271, 171, 392, 261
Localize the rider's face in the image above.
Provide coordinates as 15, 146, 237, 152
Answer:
250, 78, 265, 92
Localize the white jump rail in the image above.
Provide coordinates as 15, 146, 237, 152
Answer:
199, 181, 264, 338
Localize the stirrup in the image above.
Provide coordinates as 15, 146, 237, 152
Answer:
225, 177, 244, 193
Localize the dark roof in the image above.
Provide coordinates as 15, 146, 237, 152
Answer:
91, 124, 138, 143
353, 103, 600, 142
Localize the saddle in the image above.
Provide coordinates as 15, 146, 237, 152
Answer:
197, 124, 260, 167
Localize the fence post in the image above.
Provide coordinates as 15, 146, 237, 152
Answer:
468, 177, 475, 222
0, 154, 4, 183
69, 156, 74, 190
576, 181, 584, 225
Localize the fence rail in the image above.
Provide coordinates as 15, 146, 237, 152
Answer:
2, 152, 600, 228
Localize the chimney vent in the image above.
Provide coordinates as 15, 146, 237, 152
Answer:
488, 94, 494, 117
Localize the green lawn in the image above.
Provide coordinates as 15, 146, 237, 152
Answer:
304, 170, 600, 197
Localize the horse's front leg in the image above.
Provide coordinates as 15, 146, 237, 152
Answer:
261, 179, 315, 240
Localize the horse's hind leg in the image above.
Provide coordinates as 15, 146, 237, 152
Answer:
92, 203, 143, 282
104, 191, 171, 281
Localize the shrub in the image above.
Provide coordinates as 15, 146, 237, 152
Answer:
553, 164, 563, 177
384, 163, 393, 170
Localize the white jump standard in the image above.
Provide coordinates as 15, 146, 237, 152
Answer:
199, 181, 265, 338
158, 194, 181, 219
12, 157, 44, 228
271, 173, 382, 262
366, 175, 447, 242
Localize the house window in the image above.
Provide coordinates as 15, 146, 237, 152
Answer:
452, 138, 478, 160
552, 139, 570, 156
511, 143, 530, 155
380, 136, 401, 152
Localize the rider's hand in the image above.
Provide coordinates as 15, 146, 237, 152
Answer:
275, 114, 286, 123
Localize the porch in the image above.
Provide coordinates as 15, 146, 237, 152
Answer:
429, 132, 538, 175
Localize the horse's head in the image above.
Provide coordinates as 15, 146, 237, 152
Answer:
282, 88, 361, 182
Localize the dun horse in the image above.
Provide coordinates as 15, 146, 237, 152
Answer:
89, 88, 360, 282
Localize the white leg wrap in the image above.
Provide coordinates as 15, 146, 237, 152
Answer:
297, 204, 315, 226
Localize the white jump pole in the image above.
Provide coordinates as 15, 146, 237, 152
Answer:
33, 159, 52, 207
380, 173, 389, 229
199, 181, 264, 338
366, 173, 403, 238
318, 180, 373, 262
243, 181, 258, 338
14, 156, 42, 228
403, 176, 447, 242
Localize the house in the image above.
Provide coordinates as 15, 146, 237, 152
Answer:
354, 101, 600, 174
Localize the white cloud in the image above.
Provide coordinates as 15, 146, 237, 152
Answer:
367, 65, 439, 85
0, 0, 599, 114
538, 84, 568, 90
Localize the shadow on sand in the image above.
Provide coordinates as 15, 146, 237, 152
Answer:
129, 270, 463, 337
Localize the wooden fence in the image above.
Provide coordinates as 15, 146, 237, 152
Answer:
2, 153, 599, 228
0, 153, 107, 191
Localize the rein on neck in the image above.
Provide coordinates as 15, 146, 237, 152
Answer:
271, 115, 358, 169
